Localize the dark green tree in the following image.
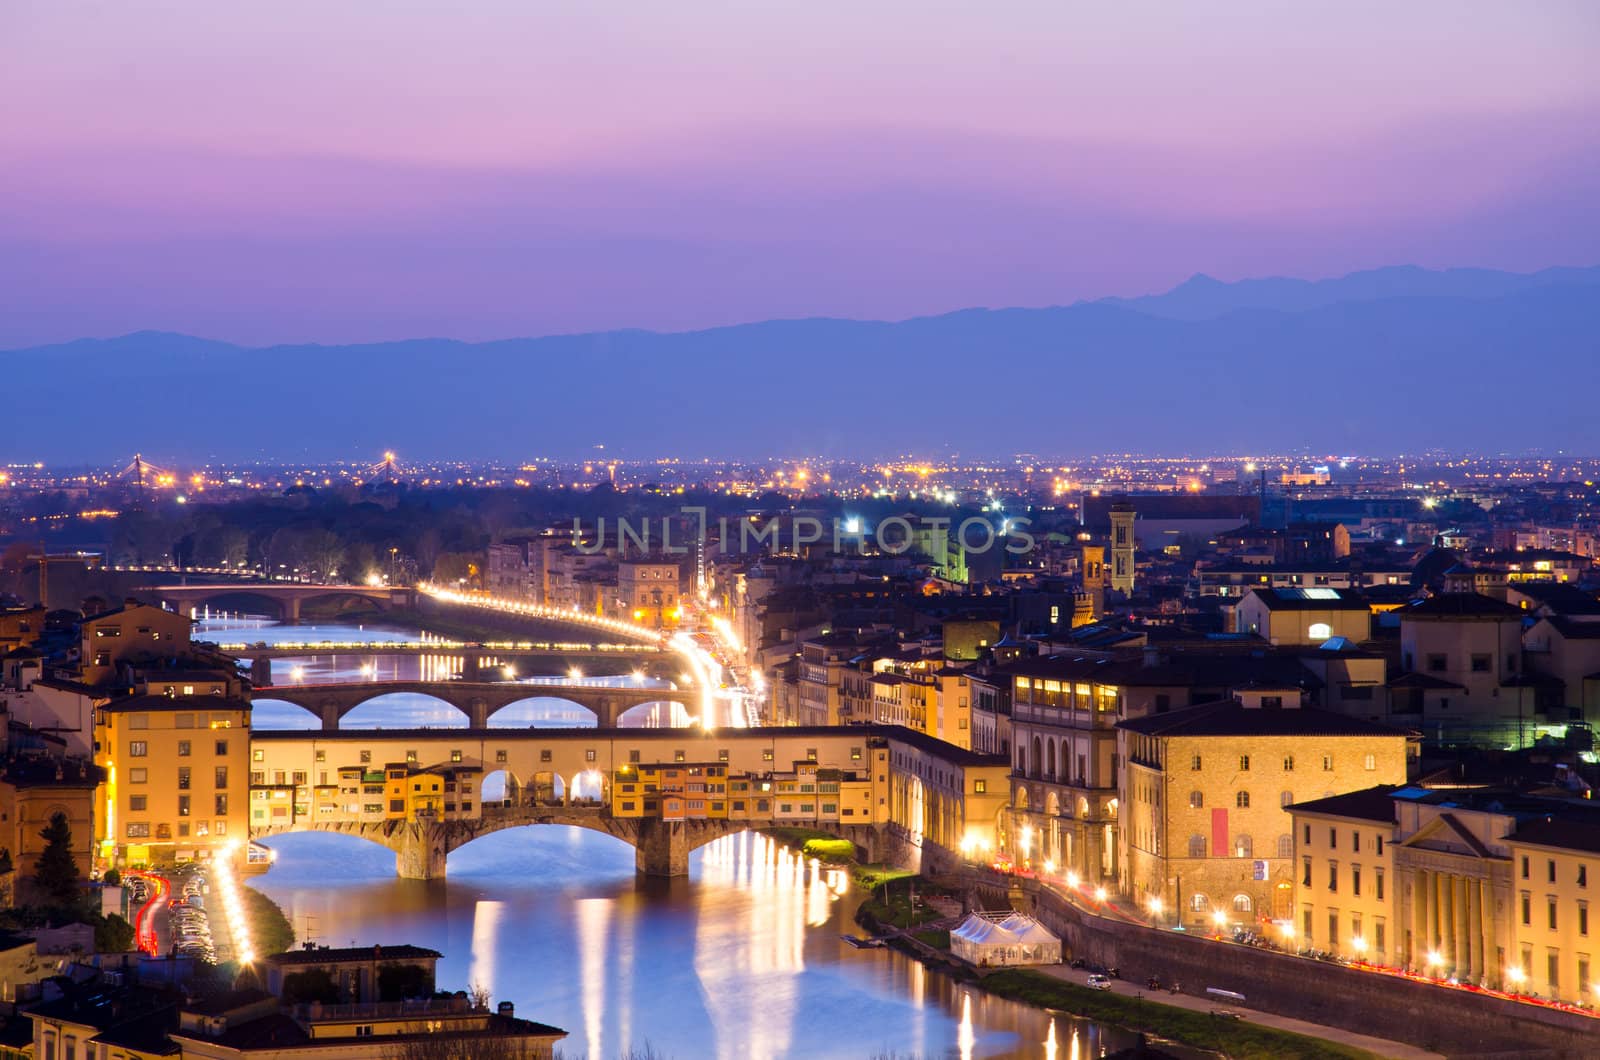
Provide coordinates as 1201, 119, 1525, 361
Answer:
282, 968, 341, 1004
94, 913, 135, 953
34, 812, 81, 910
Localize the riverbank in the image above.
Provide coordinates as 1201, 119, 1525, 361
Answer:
773, 830, 1423, 1060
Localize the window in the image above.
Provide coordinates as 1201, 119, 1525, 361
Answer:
178, 795, 190, 817
315, 750, 326, 762
1352, 865, 1362, 897
540, 749, 552, 763
1303, 823, 1311, 844
129, 768, 148, 783
1549, 898, 1558, 931
1327, 911, 1339, 946
214, 739, 228, 756
1283, 755, 1295, 771
129, 795, 147, 812
1581, 902, 1589, 937
1190, 893, 1210, 912
1189, 835, 1206, 858
215, 767, 229, 789
1352, 831, 1361, 853
1189, 790, 1204, 808
128, 713, 149, 730
360, 750, 372, 763
1522, 856, 1530, 879
1580, 864, 1588, 888
1549, 859, 1557, 884
674, 750, 686, 763
586, 750, 597, 762
126, 822, 151, 838
128, 741, 148, 757
1521, 892, 1531, 925
1321, 755, 1333, 771
253, 749, 264, 762
1328, 862, 1338, 892
1234, 835, 1252, 858
176, 768, 193, 793
1375, 919, 1386, 954
1376, 835, 1383, 856
1239, 755, 1251, 771
451, 750, 463, 763
1471, 654, 1491, 672
178, 740, 191, 757
974, 779, 987, 794
1302, 858, 1312, 886
1548, 951, 1559, 990
1233, 894, 1252, 913
1376, 869, 1385, 901
1191, 754, 1202, 771
1363, 754, 1376, 771
1235, 791, 1250, 808
1426, 653, 1447, 673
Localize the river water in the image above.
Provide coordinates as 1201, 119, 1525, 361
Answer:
204, 614, 1161, 1060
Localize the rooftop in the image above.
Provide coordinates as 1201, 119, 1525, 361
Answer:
1400, 593, 1525, 619
1117, 699, 1410, 739
1286, 785, 1402, 823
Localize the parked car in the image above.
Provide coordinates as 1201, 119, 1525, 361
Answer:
1086, 974, 1112, 991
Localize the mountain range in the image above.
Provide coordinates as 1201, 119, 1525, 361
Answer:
8, 264, 1599, 462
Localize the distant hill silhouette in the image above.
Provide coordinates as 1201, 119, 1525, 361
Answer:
6, 265, 1598, 461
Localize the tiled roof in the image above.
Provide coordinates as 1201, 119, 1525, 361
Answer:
1116, 700, 1409, 738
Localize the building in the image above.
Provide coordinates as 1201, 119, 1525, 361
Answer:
94, 694, 251, 869
1109, 504, 1136, 594
0, 747, 100, 890
612, 762, 730, 820
615, 561, 681, 626
1397, 593, 1546, 741
1117, 699, 1411, 930
1505, 815, 1600, 1004
262, 944, 442, 1002
78, 603, 195, 686
1286, 786, 1401, 965
1234, 587, 1372, 647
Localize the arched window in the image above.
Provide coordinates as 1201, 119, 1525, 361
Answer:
1233, 894, 1254, 913
1190, 893, 1211, 912
1235, 791, 1250, 809
1189, 790, 1204, 809
1032, 736, 1043, 779
1277, 834, 1294, 858
1188, 834, 1206, 858
1234, 834, 1252, 858
1280, 790, 1294, 807
1046, 740, 1057, 781
1308, 622, 1332, 641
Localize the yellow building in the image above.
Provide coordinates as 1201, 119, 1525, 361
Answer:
611, 762, 729, 820
1117, 699, 1410, 930
94, 694, 250, 869
1505, 816, 1600, 1004
1287, 785, 1401, 963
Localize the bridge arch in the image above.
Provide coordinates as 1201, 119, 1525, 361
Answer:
339, 692, 471, 729
615, 699, 691, 728
484, 695, 600, 729
248, 698, 326, 731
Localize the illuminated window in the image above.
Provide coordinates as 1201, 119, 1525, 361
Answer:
1308, 623, 1332, 641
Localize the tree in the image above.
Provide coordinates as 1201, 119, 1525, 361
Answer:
282, 968, 341, 1004
34, 812, 81, 910
94, 912, 135, 953
377, 961, 432, 1001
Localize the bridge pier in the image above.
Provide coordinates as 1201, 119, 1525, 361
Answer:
395, 822, 450, 880
283, 597, 302, 623
320, 704, 340, 731
634, 817, 689, 877
468, 700, 489, 728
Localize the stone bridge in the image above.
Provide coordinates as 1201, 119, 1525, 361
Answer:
252, 805, 886, 878
252, 680, 698, 729
145, 583, 418, 622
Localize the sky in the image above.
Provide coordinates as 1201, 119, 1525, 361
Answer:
2, 1, 1598, 348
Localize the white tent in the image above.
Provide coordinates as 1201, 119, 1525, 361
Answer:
950, 912, 1061, 967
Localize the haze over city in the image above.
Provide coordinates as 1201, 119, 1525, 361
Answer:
4, 5, 1600, 1059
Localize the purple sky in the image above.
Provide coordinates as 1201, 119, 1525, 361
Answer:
3, 1, 1597, 347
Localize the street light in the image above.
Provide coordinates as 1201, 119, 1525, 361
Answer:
1212, 910, 1229, 933
1426, 950, 1445, 974
1094, 886, 1108, 903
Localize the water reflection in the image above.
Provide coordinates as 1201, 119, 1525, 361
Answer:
253, 827, 1171, 1059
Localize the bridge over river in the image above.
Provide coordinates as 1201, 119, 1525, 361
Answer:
253, 679, 699, 729
248, 725, 1011, 878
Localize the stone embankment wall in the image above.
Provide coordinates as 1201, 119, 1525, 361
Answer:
947, 871, 1596, 1059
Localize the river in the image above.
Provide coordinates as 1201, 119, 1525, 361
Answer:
203, 614, 1162, 1059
